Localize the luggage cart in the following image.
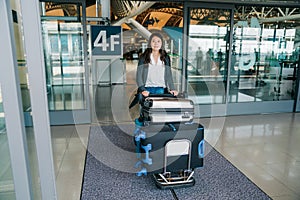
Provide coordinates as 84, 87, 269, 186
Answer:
153, 139, 196, 189
132, 93, 204, 189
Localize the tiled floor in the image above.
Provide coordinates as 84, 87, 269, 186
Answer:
198, 113, 300, 200
52, 112, 300, 200
51, 124, 89, 200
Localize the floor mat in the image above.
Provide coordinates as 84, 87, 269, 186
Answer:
81, 124, 271, 200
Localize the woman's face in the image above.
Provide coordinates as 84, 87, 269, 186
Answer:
150, 36, 162, 52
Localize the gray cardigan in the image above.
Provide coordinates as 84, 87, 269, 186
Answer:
136, 54, 175, 92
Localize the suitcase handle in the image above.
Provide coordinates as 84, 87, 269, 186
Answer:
148, 92, 185, 98
148, 93, 176, 98
198, 140, 205, 158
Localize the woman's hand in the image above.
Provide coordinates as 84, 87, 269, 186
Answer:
141, 90, 150, 97
170, 90, 178, 96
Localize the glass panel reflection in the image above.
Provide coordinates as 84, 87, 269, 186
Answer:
42, 21, 86, 111
187, 8, 231, 104
48, 85, 85, 110
0, 85, 16, 200
230, 7, 299, 102
187, 6, 299, 105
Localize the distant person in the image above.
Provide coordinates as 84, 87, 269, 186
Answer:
195, 47, 203, 75
202, 49, 214, 75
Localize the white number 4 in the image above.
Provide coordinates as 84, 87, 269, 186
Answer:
94, 30, 120, 51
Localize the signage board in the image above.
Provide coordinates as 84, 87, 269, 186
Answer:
91, 26, 122, 56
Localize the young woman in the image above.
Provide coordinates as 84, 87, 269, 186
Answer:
136, 32, 178, 97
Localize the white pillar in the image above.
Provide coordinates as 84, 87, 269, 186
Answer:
0, 0, 33, 199
19, 0, 57, 199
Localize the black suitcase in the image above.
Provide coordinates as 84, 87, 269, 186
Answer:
141, 97, 194, 123
134, 122, 204, 189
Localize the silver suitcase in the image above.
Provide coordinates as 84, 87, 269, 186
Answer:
141, 97, 194, 123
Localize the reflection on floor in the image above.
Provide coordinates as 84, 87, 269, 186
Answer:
48, 85, 86, 111
51, 124, 89, 200
94, 84, 139, 124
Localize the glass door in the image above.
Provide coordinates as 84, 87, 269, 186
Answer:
227, 6, 298, 115
185, 4, 299, 117
185, 4, 233, 117
39, 1, 90, 125
0, 86, 16, 199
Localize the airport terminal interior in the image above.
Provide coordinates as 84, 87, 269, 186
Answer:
1, 0, 300, 199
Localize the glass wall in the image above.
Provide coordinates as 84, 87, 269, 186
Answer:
0, 0, 49, 199
187, 7, 231, 104
2, 0, 44, 198
185, 4, 299, 116
39, 1, 90, 125
42, 21, 86, 111
0, 85, 16, 200
230, 7, 299, 103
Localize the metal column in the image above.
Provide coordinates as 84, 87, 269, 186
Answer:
20, 0, 57, 199
0, 0, 33, 199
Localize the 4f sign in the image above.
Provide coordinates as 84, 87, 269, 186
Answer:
94, 31, 120, 51
91, 26, 122, 56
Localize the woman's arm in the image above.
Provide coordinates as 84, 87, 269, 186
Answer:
136, 57, 146, 92
164, 56, 178, 96
164, 55, 176, 91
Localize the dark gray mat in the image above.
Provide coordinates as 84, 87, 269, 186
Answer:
81, 125, 271, 200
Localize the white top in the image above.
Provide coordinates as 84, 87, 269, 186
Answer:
145, 53, 166, 87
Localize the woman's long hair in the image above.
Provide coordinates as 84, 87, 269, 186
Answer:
141, 32, 167, 64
